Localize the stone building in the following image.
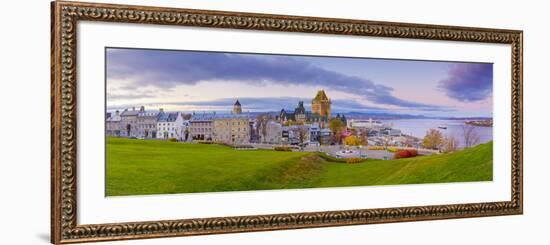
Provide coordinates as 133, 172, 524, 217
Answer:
120, 107, 140, 137
232, 100, 242, 114
294, 101, 307, 123
277, 92, 330, 127
189, 113, 215, 140
137, 106, 160, 138
106, 110, 122, 137
311, 90, 331, 118
212, 115, 250, 144
319, 128, 332, 145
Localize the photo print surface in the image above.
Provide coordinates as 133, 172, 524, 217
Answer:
105, 47, 493, 196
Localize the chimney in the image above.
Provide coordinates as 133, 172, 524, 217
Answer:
159, 108, 164, 113
115, 110, 120, 116
132, 107, 135, 111
140, 106, 145, 112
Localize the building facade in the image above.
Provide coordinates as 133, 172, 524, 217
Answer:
120, 107, 140, 137
189, 113, 214, 140
311, 90, 331, 118
264, 121, 283, 144
212, 115, 250, 144
156, 112, 184, 139
106, 110, 122, 137
137, 106, 160, 138
232, 100, 242, 114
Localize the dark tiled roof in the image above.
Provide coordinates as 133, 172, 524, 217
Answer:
120, 110, 139, 116
157, 112, 180, 122
191, 113, 250, 121
138, 111, 159, 117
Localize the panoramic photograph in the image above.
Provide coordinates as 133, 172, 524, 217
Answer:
105, 47, 493, 196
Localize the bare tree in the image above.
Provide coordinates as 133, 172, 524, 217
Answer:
297, 126, 309, 145
462, 124, 480, 148
443, 134, 459, 153
256, 113, 271, 143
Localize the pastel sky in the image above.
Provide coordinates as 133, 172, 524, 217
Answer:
106, 47, 493, 117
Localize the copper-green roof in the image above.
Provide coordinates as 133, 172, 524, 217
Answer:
313, 90, 329, 101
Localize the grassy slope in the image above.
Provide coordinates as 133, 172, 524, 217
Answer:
106, 138, 312, 196
312, 142, 493, 187
106, 137, 492, 196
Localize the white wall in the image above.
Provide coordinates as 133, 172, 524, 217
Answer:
0, 0, 547, 244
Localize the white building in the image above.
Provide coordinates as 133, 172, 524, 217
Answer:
347, 118, 385, 129
308, 123, 320, 143
156, 112, 184, 139
265, 121, 283, 144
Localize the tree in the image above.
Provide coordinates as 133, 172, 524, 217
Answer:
344, 135, 362, 146
296, 126, 309, 146
184, 128, 189, 141
422, 129, 444, 150
443, 134, 459, 153
256, 114, 271, 143
462, 125, 480, 148
329, 118, 345, 144
182, 113, 192, 120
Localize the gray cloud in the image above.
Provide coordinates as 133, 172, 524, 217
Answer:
107, 48, 448, 111
438, 63, 493, 102
107, 97, 454, 114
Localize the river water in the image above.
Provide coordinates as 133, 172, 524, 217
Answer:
383, 119, 493, 148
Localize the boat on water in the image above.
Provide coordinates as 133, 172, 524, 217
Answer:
437, 125, 447, 130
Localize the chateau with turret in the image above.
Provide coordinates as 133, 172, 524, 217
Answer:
312, 90, 331, 118
276, 90, 332, 127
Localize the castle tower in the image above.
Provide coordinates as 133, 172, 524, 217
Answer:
311, 90, 331, 118
233, 100, 242, 114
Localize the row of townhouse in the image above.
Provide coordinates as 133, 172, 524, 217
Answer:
106, 107, 252, 144
106, 106, 189, 140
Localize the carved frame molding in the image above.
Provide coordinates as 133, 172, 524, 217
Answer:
51, 1, 523, 243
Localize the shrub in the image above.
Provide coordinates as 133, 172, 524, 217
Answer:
168, 138, 178, 142
367, 146, 385, 150
274, 146, 292, 152
387, 147, 398, 152
346, 158, 363, 164
394, 149, 418, 159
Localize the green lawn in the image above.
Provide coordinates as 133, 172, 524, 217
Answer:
106, 137, 492, 196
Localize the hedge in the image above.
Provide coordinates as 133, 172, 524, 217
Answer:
394, 149, 418, 159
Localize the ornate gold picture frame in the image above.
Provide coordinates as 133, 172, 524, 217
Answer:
51, 1, 523, 243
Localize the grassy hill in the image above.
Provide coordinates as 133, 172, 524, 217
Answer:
106, 137, 492, 196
